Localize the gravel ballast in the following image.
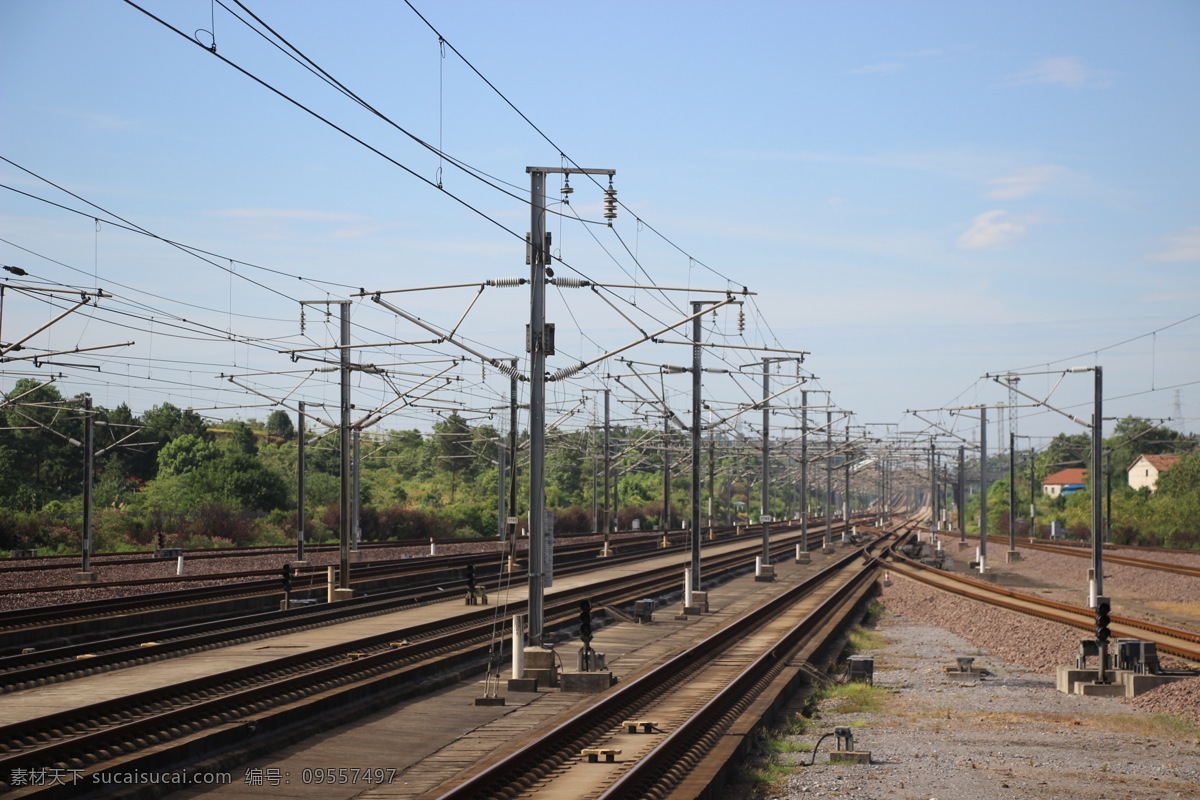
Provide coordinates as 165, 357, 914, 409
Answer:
770, 583, 1200, 800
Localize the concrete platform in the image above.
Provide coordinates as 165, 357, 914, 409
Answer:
1077, 681, 1125, 697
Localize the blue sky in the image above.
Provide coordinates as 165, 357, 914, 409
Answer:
2, 0, 1198, 450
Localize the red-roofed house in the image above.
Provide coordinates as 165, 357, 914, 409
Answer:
1127, 454, 1181, 492
1042, 467, 1087, 498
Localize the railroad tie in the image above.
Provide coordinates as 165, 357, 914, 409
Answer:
581, 748, 621, 763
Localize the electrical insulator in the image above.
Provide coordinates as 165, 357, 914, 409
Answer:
553, 277, 590, 288
550, 363, 585, 382
603, 182, 617, 221
299, 306, 306, 333
561, 175, 573, 198
737, 307, 745, 334
487, 277, 526, 288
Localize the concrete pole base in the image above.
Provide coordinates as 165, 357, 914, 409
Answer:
348, 550, 364, 563
795, 553, 811, 564
75, 571, 98, 584
291, 560, 309, 568
1005, 550, 1022, 563
332, 588, 356, 602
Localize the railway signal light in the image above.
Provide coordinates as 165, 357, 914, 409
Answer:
579, 599, 594, 645
465, 564, 477, 593
281, 563, 293, 592
1095, 596, 1111, 643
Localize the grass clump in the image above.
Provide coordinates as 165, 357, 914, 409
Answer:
811, 681, 894, 715
846, 625, 885, 653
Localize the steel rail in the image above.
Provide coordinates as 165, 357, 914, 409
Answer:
883, 552, 1200, 661
0, 533, 847, 796
427, 535, 892, 800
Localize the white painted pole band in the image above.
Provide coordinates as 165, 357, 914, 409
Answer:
512, 615, 526, 678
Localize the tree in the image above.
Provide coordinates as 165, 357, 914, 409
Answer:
266, 410, 296, 442
1036, 432, 1090, 479
223, 420, 258, 455
0, 379, 83, 510
1154, 452, 1200, 498
141, 402, 209, 445
157, 434, 221, 477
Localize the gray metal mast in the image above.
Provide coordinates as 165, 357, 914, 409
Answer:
1092, 367, 1104, 597
690, 302, 703, 590
508, 359, 518, 543
760, 358, 771, 564
1008, 431, 1016, 554
352, 428, 361, 551
524, 165, 615, 646
662, 413, 671, 532
338, 301, 351, 593
957, 445, 965, 540
979, 407, 988, 568
800, 389, 808, 551
297, 400, 305, 562
825, 410, 833, 547
603, 388, 611, 545
527, 167, 549, 645
842, 422, 851, 524
81, 396, 94, 576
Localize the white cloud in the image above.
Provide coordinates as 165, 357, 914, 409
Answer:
957, 210, 1030, 250
1000, 57, 1110, 89
1148, 226, 1200, 263
984, 165, 1066, 200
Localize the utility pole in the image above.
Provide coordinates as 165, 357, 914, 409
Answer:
508, 359, 518, 544
825, 410, 833, 549
297, 401, 306, 563
1091, 367, 1104, 599
525, 164, 614, 646
690, 301, 703, 592
759, 357, 772, 578
957, 445, 965, 541
603, 387, 611, 544
842, 422, 851, 528
79, 396, 95, 582
799, 389, 809, 553
527, 166, 549, 646
337, 301, 352, 598
352, 428, 361, 552
979, 407, 988, 572
1008, 431, 1017, 557
662, 413, 671, 532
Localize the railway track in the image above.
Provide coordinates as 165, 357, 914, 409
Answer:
882, 546, 1200, 662
0, 524, 870, 800
948, 531, 1200, 578
421, 531, 895, 800
2, 519, 867, 656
